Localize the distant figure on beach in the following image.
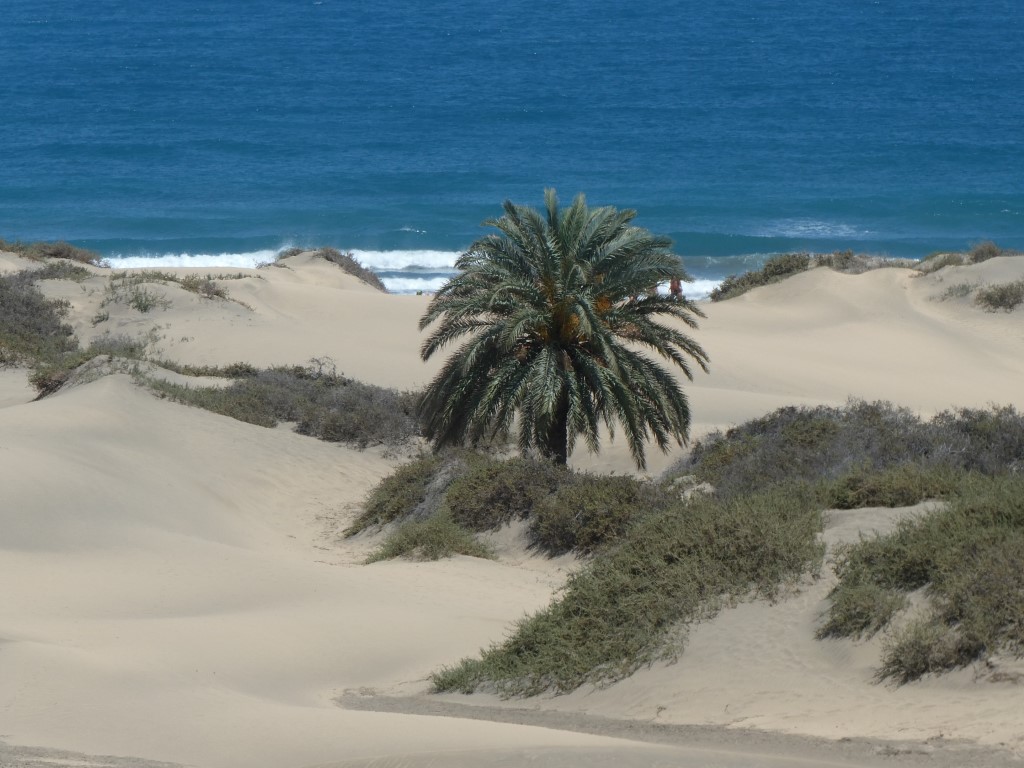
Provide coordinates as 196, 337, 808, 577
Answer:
669, 277, 682, 299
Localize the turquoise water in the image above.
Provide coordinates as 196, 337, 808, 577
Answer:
2, 0, 1022, 293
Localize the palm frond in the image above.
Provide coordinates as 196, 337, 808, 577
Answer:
418, 190, 709, 468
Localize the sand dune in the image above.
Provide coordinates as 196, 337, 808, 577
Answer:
2, 252, 1023, 766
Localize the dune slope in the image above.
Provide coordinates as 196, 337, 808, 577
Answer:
2, 253, 1023, 766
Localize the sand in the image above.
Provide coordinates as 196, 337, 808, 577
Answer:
2, 251, 1023, 767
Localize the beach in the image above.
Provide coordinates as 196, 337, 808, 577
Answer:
2, 249, 1023, 768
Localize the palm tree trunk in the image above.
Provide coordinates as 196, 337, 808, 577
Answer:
547, 392, 570, 465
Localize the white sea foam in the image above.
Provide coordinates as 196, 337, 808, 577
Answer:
381, 276, 453, 294
758, 219, 863, 239
107, 250, 280, 269
104, 248, 721, 299
349, 249, 461, 270
108, 248, 462, 271
386, 276, 722, 298
680, 279, 721, 300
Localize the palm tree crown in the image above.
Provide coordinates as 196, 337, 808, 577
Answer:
418, 190, 709, 469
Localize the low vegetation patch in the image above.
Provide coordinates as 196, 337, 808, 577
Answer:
356, 400, 1024, 692
148, 359, 420, 449
975, 280, 1024, 312
441, 457, 566, 532
673, 400, 1024, 498
365, 512, 494, 563
276, 247, 387, 292
815, 250, 916, 273
968, 240, 1005, 263
825, 463, 965, 510
347, 453, 671, 558
27, 329, 164, 397
347, 453, 447, 535
710, 243, 1023, 301
29, 261, 93, 282
0, 238, 103, 265
529, 473, 676, 555
432, 483, 825, 695
822, 474, 1024, 683
917, 252, 967, 274
0, 269, 80, 369
180, 273, 230, 299
102, 274, 173, 313
99, 271, 255, 312
681, 402, 1024, 684
709, 253, 811, 301
917, 241, 1019, 274
938, 282, 976, 300
710, 251, 918, 301
87, 331, 150, 360
149, 359, 260, 378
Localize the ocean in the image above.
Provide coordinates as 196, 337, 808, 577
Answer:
2, 0, 1022, 296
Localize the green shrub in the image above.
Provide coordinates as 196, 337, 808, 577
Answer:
917, 252, 962, 274
825, 464, 964, 509
411, 408, 1024, 692
815, 250, 857, 271
0, 238, 102, 265
929, 405, 1024, 475
442, 457, 565, 531
27, 353, 93, 397
938, 282, 976, 300
812, 252, 916, 274
937, 532, 1024, 655
87, 332, 149, 360
347, 454, 444, 535
315, 248, 387, 292
149, 378, 279, 426
917, 252, 966, 273
130, 286, 171, 312
148, 361, 421, 450
682, 402, 915, 496
975, 280, 1024, 312
0, 270, 80, 367
710, 253, 811, 301
30, 262, 92, 281
295, 379, 420, 448
968, 240, 1003, 263
151, 360, 260, 378
102, 275, 174, 313
816, 582, 906, 640
352, 453, 676, 557
180, 273, 229, 299
675, 401, 1024, 498
529, 473, 676, 554
430, 657, 486, 694
27, 331, 154, 396
761, 252, 813, 278
365, 512, 494, 563
877, 617, 970, 684
823, 474, 1024, 682
432, 483, 825, 695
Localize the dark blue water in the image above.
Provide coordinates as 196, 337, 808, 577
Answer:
2, 0, 1022, 293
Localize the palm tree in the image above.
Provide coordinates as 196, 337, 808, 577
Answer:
418, 189, 709, 469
